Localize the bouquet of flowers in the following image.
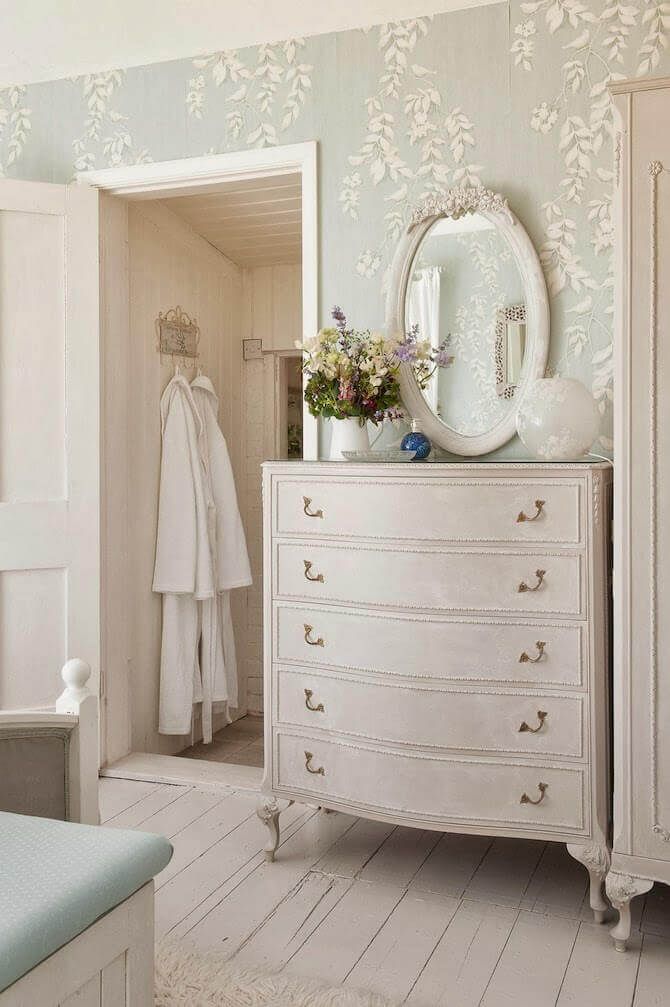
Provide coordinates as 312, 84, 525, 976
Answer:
297, 307, 454, 425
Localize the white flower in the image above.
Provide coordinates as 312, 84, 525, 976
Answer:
408, 112, 434, 144
531, 102, 559, 133
339, 171, 362, 219
510, 36, 534, 70
515, 19, 537, 37
356, 250, 381, 279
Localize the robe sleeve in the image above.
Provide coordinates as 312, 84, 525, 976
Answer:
213, 427, 252, 591
196, 395, 252, 591
152, 392, 198, 594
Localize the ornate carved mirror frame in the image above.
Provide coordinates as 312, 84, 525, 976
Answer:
385, 187, 550, 456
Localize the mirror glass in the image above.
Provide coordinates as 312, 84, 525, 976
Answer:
405, 212, 527, 437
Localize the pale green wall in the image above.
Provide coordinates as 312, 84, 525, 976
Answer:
2, 4, 668, 451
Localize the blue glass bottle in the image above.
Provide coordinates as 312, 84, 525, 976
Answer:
401, 419, 431, 460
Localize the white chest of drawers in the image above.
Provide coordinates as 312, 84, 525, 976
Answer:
258, 461, 612, 921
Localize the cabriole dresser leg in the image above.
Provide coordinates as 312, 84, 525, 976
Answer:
605, 871, 654, 951
257, 796, 293, 863
566, 843, 610, 924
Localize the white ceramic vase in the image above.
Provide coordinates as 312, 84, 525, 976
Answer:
328, 416, 370, 460
516, 377, 599, 461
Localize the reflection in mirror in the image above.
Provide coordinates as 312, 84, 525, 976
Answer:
405, 212, 526, 437
495, 305, 526, 399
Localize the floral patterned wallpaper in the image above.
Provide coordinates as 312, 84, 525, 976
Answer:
2, 1, 669, 450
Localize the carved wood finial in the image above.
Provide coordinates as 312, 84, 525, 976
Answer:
56, 658, 93, 713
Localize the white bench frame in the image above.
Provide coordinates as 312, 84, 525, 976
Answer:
0, 661, 156, 1006
0, 659, 99, 824
0, 883, 154, 1007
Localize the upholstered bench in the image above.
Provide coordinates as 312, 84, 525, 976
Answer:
0, 812, 172, 1006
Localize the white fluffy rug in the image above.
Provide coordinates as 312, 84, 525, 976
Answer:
155, 942, 396, 1007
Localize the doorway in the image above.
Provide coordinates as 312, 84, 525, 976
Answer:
83, 143, 317, 787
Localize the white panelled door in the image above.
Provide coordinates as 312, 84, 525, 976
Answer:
0, 180, 99, 711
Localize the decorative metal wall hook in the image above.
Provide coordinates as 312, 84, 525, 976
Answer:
157, 306, 200, 369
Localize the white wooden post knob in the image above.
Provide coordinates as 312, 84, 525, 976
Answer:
54, 658, 100, 825
56, 658, 93, 714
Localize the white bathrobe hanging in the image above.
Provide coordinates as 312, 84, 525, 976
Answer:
191, 374, 252, 716
153, 373, 216, 738
153, 371, 251, 743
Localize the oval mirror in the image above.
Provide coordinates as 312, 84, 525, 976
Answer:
386, 188, 549, 456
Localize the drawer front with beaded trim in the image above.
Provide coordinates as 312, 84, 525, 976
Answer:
275, 540, 584, 617
275, 667, 585, 759
275, 477, 583, 545
274, 730, 588, 834
274, 603, 585, 688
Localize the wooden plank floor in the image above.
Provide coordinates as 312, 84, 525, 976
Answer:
101, 778, 670, 1006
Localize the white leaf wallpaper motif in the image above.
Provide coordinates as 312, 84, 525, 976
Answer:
72, 72, 151, 171
0, 86, 31, 176
188, 40, 313, 148
2, 1, 669, 451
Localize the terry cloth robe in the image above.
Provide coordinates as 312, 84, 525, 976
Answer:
191, 374, 252, 716
153, 373, 216, 738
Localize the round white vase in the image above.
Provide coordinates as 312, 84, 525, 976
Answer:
516, 377, 599, 461
328, 416, 370, 460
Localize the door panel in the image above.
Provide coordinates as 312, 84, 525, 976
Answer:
0, 180, 99, 711
0, 569, 66, 707
0, 210, 66, 501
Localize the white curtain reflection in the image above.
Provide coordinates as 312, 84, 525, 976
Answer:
408, 267, 441, 410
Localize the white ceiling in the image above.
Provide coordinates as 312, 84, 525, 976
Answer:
163, 173, 302, 267
0, 0, 499, 87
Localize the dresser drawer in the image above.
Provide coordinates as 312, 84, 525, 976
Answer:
275, 604, 584, 687
276, 668, 585, 758
274, 477, 582, 544
275, 731, 587, 833
275, 542, 584, 617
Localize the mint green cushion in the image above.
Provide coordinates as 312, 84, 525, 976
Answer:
0, 811, 172, 991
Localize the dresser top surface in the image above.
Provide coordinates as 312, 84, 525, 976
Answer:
263, 456, 612, 474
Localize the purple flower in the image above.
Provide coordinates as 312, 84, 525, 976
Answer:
433, 347, 455, 368
332, 305, 347, 331
432, 337, 454, 369
393, 342, 419, 363
374, 406, 405, 422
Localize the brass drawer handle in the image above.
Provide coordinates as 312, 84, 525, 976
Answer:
304, 560, 324, 583
304, 624, 324, 647
519, 640, 546, 663
520, 782, 548, 805
305, 751, 325, 775
518, 569, 546, 593
518, 710, 548, 734
303, 496, 323, 519
304, 688, 325, 713
517, 499, 545, 523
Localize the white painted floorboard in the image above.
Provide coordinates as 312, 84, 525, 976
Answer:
102, 778, 670, 1005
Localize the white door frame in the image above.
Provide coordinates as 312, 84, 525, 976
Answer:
78, 140, 318, 459
78, 142, 318, 779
